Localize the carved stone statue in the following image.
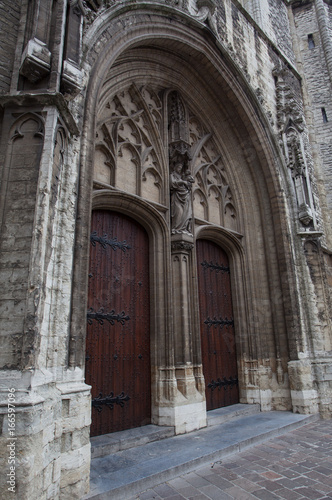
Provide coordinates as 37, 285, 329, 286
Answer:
170, 163, 194, 235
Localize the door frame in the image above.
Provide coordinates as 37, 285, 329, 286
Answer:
90, 189, 173, 426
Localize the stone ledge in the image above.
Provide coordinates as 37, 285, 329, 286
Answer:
0, 93, 80, 136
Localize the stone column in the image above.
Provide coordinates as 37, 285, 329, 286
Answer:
169, 234, 207, 433
315, 0, 332, 83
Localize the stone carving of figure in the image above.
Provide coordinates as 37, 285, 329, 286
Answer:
170, 163, 194, 235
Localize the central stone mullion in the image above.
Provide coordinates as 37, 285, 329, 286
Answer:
171, 234, 194, 369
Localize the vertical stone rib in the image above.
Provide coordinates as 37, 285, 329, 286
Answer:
315, 0, 332, 83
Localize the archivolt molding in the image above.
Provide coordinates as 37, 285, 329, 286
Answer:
70, 5, 302, 368
81, 5, 286, 202
92, 189, 170, 241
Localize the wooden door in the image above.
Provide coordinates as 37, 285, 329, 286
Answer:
85, 210, 151, 437
196, 239, 239, 411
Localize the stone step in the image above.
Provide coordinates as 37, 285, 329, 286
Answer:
84, 409, 319, 500
207, 403, 261, 427
91, 424, 175, 459
90, 403, 260, 459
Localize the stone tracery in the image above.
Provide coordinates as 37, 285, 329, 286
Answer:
94, 84, 238, 232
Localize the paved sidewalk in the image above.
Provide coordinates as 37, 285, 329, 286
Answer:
130, 420, 332, 500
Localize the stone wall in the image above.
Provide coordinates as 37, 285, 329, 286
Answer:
0, 0, 21, 94
290, 1, 332, 244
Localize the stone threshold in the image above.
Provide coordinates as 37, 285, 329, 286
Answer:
85, 407, 319, 500
90, 403, 260, 459
90, 424, 175, 459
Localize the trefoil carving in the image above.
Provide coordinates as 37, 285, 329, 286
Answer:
171, 241, 194, 252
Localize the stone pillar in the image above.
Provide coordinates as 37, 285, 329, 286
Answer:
0, 96, 90, 499
169, 234, 207, 434
288, 359, 319, 414
315, 0, 332, 83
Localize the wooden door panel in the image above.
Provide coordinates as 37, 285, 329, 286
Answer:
196, 239, 239, 411
85, 210, 151, 436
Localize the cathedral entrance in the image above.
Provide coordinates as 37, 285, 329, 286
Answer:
85, 210, 151, 436
196, 239, 239, 411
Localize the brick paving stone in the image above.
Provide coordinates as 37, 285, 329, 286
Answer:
183, 473, 212, 488
199, 484, 233, 499
280, 470, 300, 479
233, 477, 262, 492
195, 466, 216, 478
269, 464, 289, 473
261, 471, 283, 480
256, 479, 283, 492
153, 484, 178, 497
137, 490, 163, 499
244, 471, 269, 483
168, 478, 193, 489
223, 485, 255, 499
136, 421, 332, 500
314, 483, 332, 495
172, 486, 201, 497
187, 494, 210, 500
252, 489, 280, 499
290, 466, 311, 474
222, 462, 242, 469
292, 487, 323, 499
255, 460, 273, 468
313, 466, 332, 475
296, 476, 319, 488
166, 495, 186, 500
241, 453, 261, 461
275, 478, 299, 489
230, 466, 254, 476
296, 460, 319, 469
205, 474, 234, 490
210, 467, 238, 481
273, 488, 304, 500
278, 460, 299, 468
303, 470, 326, 482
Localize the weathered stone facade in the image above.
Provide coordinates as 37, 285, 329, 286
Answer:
0, 0, 331, 498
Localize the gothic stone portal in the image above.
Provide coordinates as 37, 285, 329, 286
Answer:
85, 210, 151, 436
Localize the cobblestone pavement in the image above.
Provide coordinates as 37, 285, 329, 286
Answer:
130, 420, 332, 500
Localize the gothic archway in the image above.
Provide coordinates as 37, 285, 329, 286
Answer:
70, 7, 296, 432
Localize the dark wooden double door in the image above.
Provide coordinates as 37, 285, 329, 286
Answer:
196, 240, 239, 411
85, 210, 151, 437
86, 212, 238, 436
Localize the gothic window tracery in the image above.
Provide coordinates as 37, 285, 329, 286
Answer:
94, 85, 164, 204
94, 84, 237, 231
189, 116, 237, 230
